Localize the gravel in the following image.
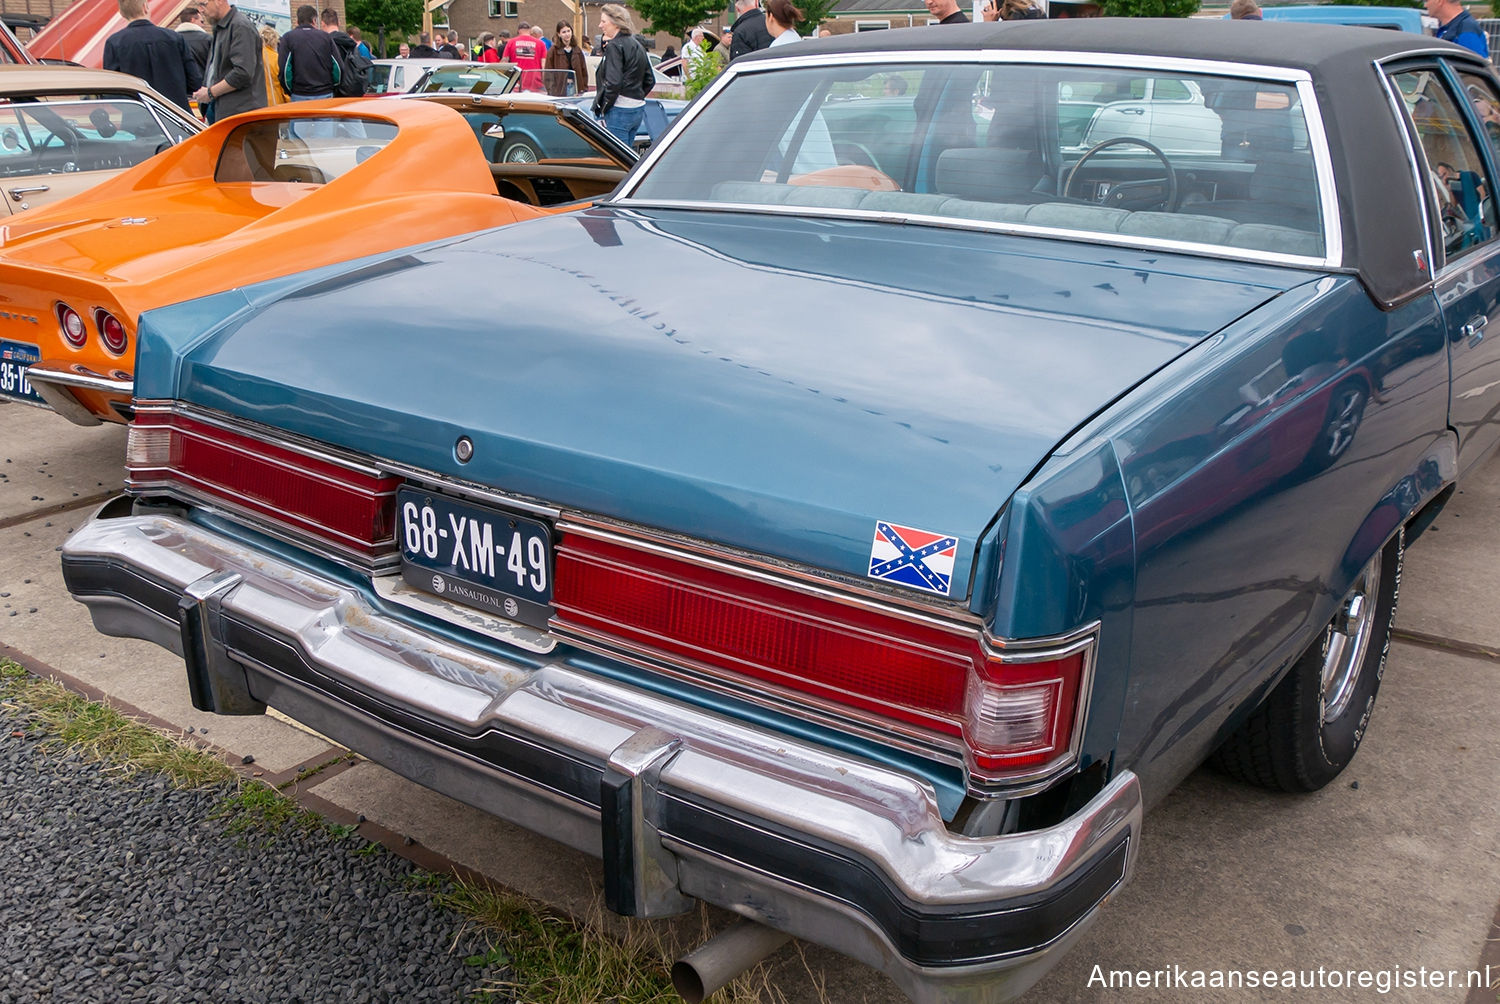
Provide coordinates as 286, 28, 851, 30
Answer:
0, 703, 508, 1004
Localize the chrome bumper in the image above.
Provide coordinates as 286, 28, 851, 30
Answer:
24, 361, 133, 427
62, 506, 1143, 1004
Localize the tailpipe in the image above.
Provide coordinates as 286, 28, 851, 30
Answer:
671, 920, 792, 1003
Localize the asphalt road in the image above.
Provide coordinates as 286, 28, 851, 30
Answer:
1, 397, 1497, 1003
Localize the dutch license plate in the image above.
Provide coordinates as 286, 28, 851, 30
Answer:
0, 339, 42, 405
397, 487, 553, 629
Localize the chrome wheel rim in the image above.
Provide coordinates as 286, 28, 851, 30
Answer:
504, 143, 538, 164
1321, 551, 1381, 724
1325, 386, 1365, 461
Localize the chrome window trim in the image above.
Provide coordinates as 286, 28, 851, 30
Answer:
1376, 59, 1439, 281
1377, 55, 1500, 282
615, 50, 1338, 270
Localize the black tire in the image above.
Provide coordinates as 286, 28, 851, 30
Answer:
1213, 528, 1402, 792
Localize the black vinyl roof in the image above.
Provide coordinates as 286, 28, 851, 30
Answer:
743, 19, 1492, 305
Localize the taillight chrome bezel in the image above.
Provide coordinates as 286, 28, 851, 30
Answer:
94, 308, 128, 355
56, 302, 86, 348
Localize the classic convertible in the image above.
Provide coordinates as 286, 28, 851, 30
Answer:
59, 20, 1498, 1003
0, 95, 636, 423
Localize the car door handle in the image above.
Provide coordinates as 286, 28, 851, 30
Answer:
1463, 314, 1489, 342
7, 185, 48, 201
1119, 107, 1145, 115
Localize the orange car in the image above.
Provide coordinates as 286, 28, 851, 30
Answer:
0, 95, 636, 424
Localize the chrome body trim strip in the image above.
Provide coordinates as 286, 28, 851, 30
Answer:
61, 510, 1144, 1003
21, 363, 113, 426
134, 401, 390, 480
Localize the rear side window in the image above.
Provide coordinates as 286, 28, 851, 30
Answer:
214, 118, 399, 184
1390, 67, 1498, 264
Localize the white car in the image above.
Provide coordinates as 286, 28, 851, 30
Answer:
369, 58, 490, 94
1059, 75, 1225, 156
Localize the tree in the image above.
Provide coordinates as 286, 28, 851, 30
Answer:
632, 0, 726, 41
797, 0, 839, 33
1097, 0, 1199, 16
346, 0, 423, 56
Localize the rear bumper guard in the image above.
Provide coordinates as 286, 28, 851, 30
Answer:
62, 506, 1143, 1004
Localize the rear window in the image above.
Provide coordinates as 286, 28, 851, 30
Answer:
214, 118, 399, 184
628, 61, 1326, 259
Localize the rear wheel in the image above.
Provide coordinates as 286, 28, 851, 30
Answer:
1213, 529, 1401, 792
500, 139, 540, 164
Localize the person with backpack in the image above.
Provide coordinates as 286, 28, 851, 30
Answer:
322, 7, 371, 97
278, 5, 338, 100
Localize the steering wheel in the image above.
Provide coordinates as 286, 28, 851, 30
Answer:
1063, 136, 1178, 213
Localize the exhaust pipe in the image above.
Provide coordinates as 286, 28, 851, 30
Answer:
671, 920, 792, 1003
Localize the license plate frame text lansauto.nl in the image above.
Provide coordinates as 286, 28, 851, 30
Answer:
397, 486, 555, 630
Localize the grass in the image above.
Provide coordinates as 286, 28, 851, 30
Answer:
0, 659, 808, 1003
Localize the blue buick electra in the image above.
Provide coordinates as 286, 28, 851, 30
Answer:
59, 19, 1500, 1002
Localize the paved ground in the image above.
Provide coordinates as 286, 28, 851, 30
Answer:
2, 398, 1498, 1003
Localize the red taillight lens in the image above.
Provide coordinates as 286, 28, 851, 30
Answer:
964, 647, 1087, 776
553, 529, 1094, 783
95, 309, 128, 354
57, 303, 85, 347
553, 533, 974, 737
126, 410, 400, 560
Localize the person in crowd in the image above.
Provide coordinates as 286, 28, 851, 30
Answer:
1229, 0, 1262, 19
437, 30, 462, 58
545, 20, 588, 96
729, 0, 773, 59
529, 23, 550, 55
765, 0, 804, 46
279, 5, 337, 100
682, 26, 707, 73
103, 0, 201, 111
193, 0, 266, 122
592, 4, 654, 146
503, 21, 546, 90
1428, 0, 1489, 58
349, 26, 371, 59
259, 23, 287, 103
409, 32, 439, 57
175, 3, 212, 76
322, 7, 367, 95
396, 41, 410, 57
926, 0, 969, 24
477, 31, 499, 61
818, 27, 832, 36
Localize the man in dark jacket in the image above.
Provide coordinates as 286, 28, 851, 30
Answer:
321, 7, 368, 95
408, 32, 440, 58
194, 0, 267, 122
279, 5, 337, 99
174, 4, 212, 76
728, 0, 773, 60
103, 0, 202, 112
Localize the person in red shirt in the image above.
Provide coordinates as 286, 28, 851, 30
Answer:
502, 21, 545, 91
477, 31, 499, 62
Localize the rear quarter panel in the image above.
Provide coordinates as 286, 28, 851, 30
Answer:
993, 276, 1451, 804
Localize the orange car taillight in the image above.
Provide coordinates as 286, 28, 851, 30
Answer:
126, 410, 400, 560
95, 309, 128, 355
57, 302, 85, 347
553, 529, 1095, 783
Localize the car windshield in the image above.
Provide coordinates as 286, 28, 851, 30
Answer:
0, 95, 185, 176
627, 61, 1327, 259
213, 118, 400, 184
413, 65, 521, 95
